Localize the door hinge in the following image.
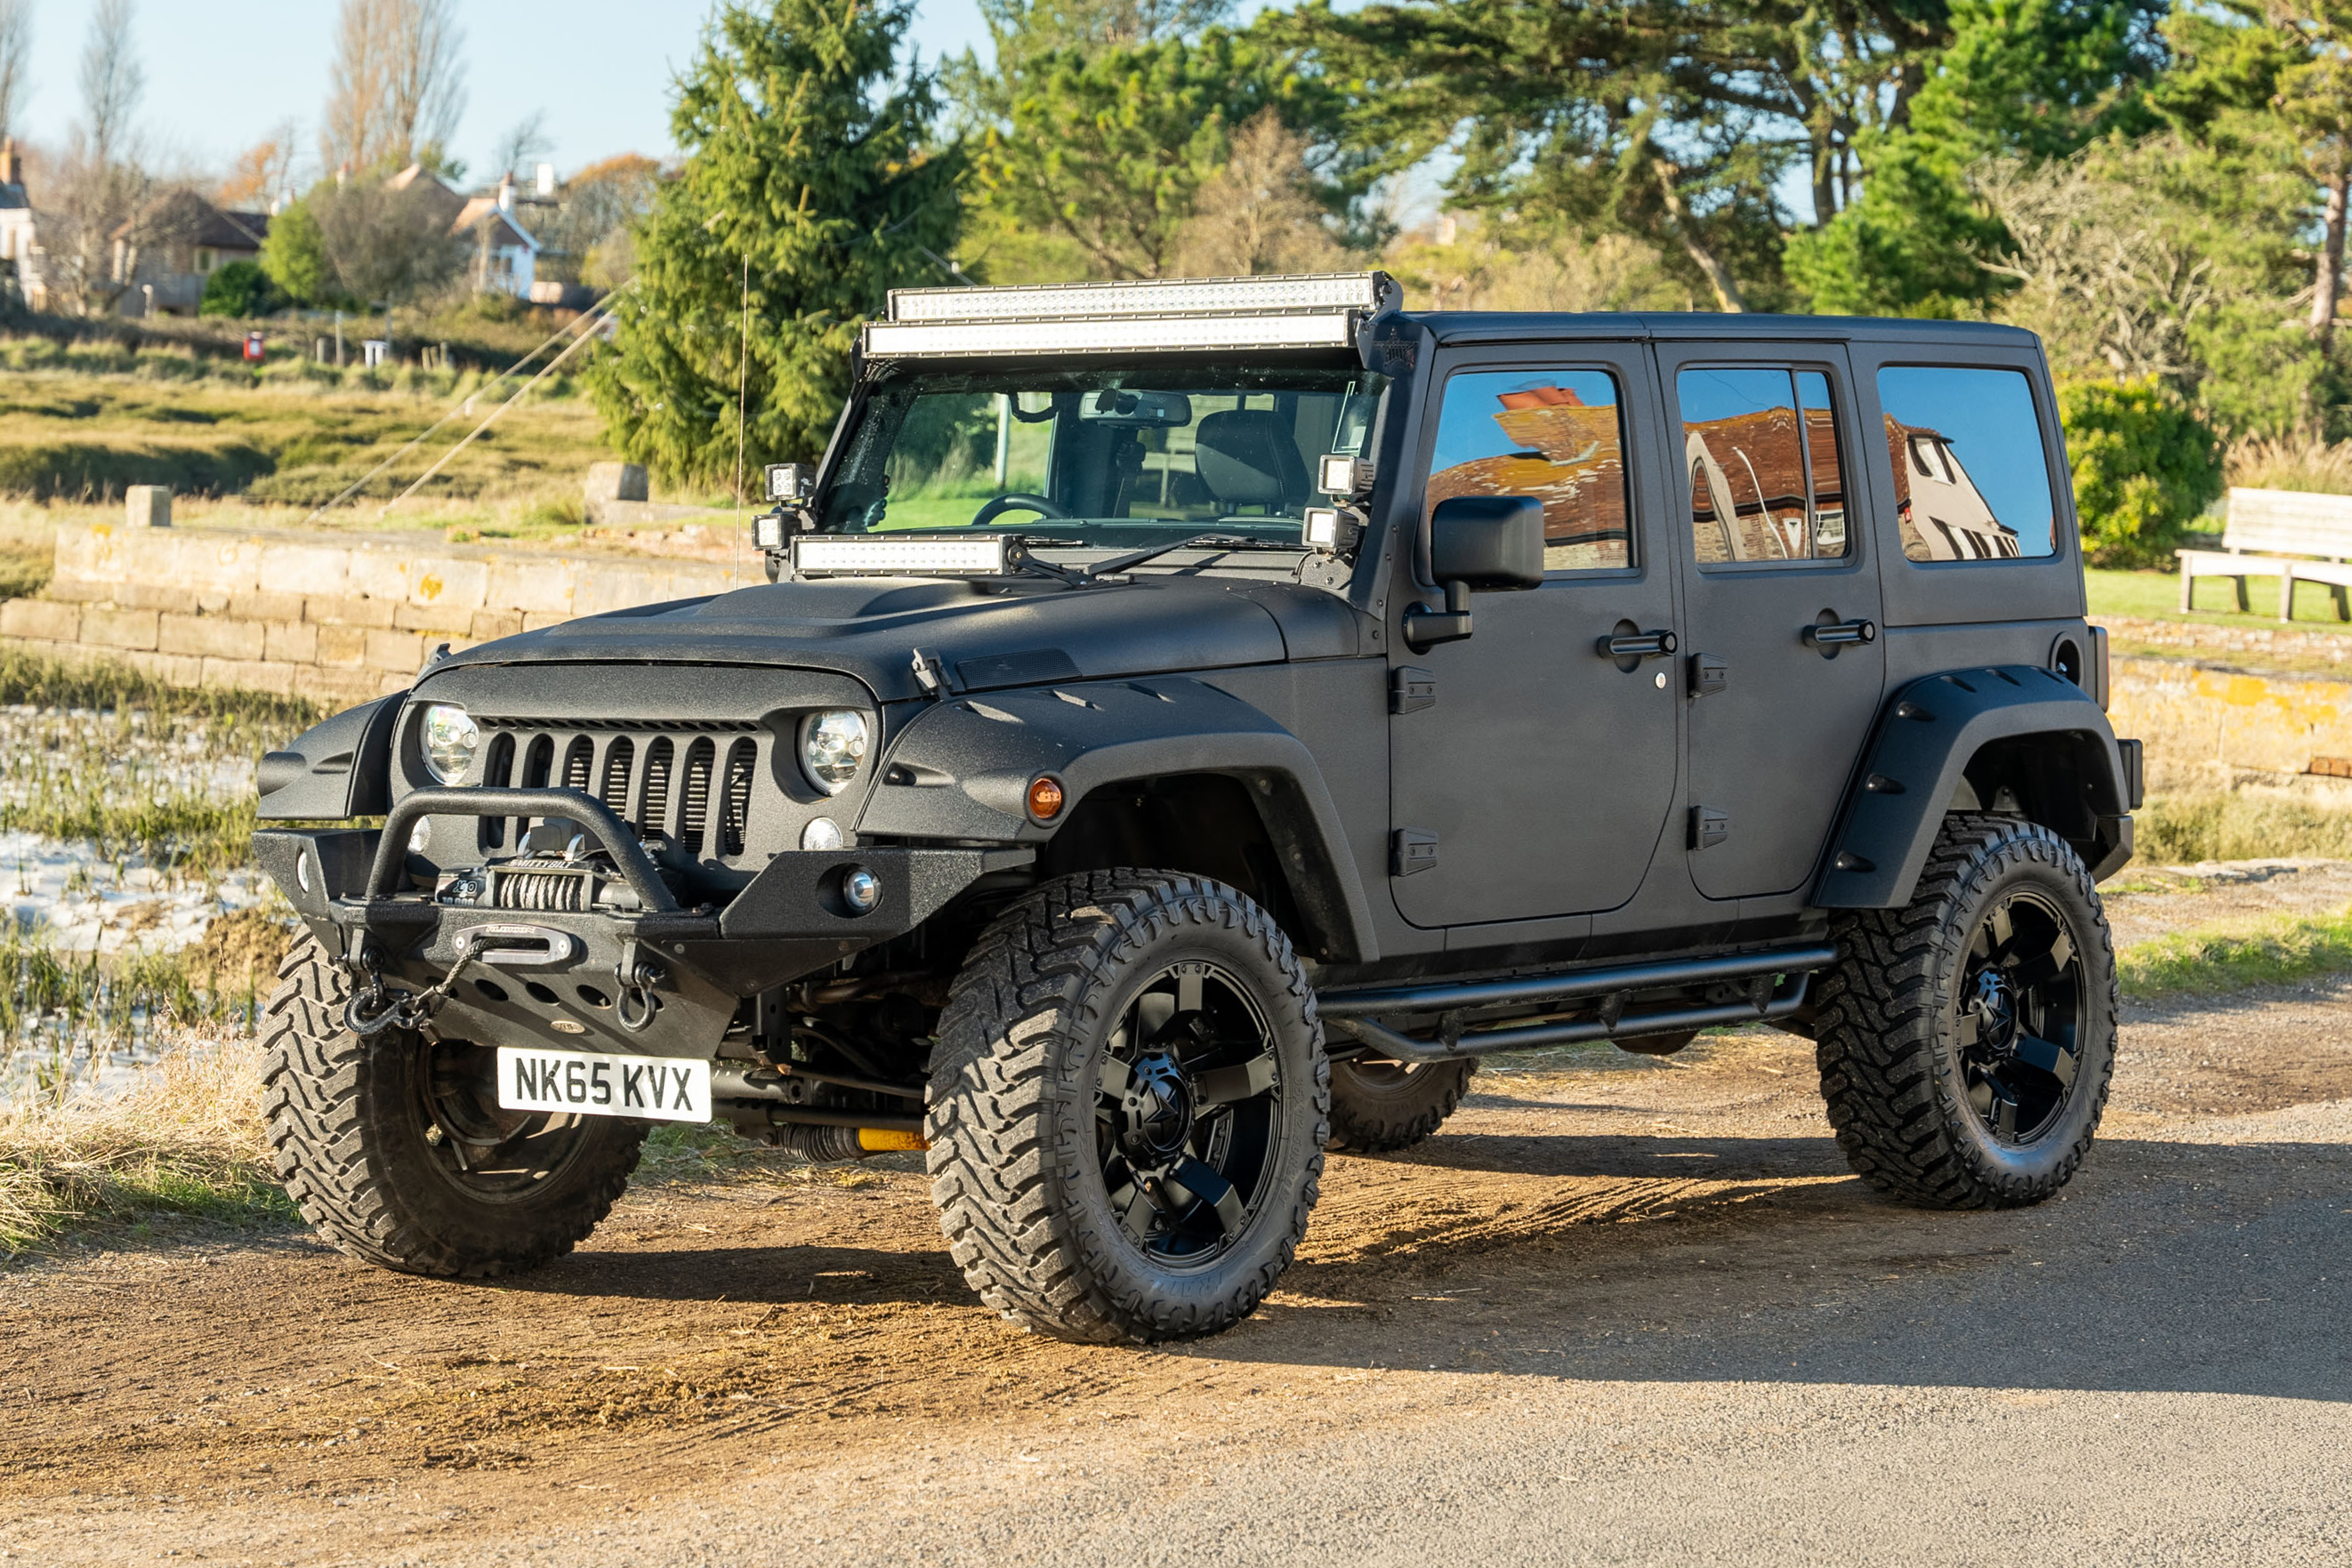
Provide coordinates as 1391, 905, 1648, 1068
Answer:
1688, 652, 1728, 697
1689, 806, 1728, 850
1390, 665, 1436, 713
1392, 829, 1438, 877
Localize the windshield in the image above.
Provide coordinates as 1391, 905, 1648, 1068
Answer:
819, 365, 1387, 547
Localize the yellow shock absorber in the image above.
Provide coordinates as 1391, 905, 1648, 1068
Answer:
858, 1128, 929, 1153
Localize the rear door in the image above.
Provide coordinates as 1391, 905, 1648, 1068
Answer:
1388, 344, 1680, 929
1658, 344, 1886, 901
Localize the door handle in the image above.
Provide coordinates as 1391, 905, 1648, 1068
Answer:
1596, 630, 1678, 661
1801, 618, 1878, 648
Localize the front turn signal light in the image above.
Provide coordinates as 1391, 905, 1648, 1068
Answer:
1027, 775, 1066, 820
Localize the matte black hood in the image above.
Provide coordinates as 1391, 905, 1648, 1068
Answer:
429, 574, 1365, 704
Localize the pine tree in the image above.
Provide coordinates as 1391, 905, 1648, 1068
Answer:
591, 0, 963, 485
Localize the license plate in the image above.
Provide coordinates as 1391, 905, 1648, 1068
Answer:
495, 1046, 711, 1122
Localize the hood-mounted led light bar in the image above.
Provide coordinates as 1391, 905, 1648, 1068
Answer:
863, 270, 1401, 360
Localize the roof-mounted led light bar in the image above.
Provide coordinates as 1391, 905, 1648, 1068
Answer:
864, 270, 1398, 360
866, 311, 1358, 360
888, 272, 1388, 324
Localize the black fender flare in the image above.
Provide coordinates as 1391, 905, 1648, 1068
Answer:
1813, 666, 2131, 909
856, 676, 1380, 962
255, 693, 401, 820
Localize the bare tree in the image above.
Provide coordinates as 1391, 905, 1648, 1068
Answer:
488, 111, 551, 183
35, 0, 178, 316
322, 0, 466, 173
1172, 112, 1348, 277
1972, 150, 2218, 386
0, 0, 30, 142
312, 178, 464, 304
78, 0, 142, 167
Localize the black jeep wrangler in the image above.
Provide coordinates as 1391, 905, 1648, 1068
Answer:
254, 273, 2140, 1344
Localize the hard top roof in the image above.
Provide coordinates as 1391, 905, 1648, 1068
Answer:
1406, 310, 2041, 350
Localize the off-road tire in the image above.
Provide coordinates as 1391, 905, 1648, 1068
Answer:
261, 935, 647, 1277
1815, 813, 2117, 1209
1326, 1057, 1474, 1153
927, 871, 1330, 1344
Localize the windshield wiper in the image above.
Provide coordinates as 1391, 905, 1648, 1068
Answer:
1084, 534, 1294, 578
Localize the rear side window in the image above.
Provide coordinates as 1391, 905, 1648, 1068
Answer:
1876, 366, 2057, 560
1677, 368, 1849, 564
1427, 369, 1631, 571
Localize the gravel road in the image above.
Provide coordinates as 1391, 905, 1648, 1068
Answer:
4, 940, 2349, 1564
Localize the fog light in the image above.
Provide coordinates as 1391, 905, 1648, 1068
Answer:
408, 818, 432, 854
1027, 775, 1065, 820
801, 816, 843, 851
841, 866, 882, 914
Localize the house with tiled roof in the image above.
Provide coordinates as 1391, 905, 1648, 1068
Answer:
110, 191, 271, 315
385, 163, 540, 299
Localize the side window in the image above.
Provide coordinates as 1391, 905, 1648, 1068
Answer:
1875, 366, 2057, 560
1427, 369, 1631, 571
1677, 367, 1850, 565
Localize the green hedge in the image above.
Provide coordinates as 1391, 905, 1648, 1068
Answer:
2058, 379, 2224, 568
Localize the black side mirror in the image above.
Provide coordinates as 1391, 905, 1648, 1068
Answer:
1404, 495, 1545, 650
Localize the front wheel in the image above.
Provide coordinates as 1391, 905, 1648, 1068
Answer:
261, 937, 646, 1277
927, 871, 1329, 1343
1814, 814, 2117, 1209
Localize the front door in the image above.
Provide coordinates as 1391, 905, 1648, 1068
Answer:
1389, 348, 1679, 929
1661, 348, 1886, 901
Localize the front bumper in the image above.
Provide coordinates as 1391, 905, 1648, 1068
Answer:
254, 786, 1031, 1059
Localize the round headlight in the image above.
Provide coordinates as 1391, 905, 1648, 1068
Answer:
421, 704, 479, 784
800, 710, 870, 794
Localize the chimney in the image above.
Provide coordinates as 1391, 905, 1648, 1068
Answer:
497, 173, 516, 213
0, 139, 20, 189
535, 162, 555, 198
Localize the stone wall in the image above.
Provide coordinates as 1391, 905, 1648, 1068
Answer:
0, 521, 758, 706
2107, 654, 2352, 791
3, 529, 2349, 792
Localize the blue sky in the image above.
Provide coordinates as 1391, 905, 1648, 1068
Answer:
10, 1, 1000, 185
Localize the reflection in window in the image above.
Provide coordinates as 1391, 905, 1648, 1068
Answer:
1876, 366, 2056, 560
1427, 370, 1630, 571
1677, 368, 1849, 565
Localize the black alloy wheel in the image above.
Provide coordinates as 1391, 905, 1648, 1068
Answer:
1955, 890, 2084, 1146
928, 870, 1329, 1343
263, 936, 646, 1278
1096, 960, 1285, 1265
1816, 813, 2117, 1210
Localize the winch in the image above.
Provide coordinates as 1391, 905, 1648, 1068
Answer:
432, 824, 676, 913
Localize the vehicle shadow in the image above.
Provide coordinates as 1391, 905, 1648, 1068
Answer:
489, 1128, 2352, 1410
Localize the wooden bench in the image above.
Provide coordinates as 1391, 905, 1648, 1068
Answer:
2178, 488, 2352, 620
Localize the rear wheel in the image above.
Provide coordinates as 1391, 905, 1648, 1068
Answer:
1815, 814, 2116, 1209
927, 871, 1328, 1343
261, 936, 646, 1277
1326, 1057, 1474, 1153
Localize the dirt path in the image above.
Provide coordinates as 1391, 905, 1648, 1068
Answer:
5, 883, 2352, 1563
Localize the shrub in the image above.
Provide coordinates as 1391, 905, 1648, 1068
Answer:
197, 261, 275, 319
2058, 378, 2224, 567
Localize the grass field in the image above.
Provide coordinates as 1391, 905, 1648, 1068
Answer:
2088, 566, 2352, 631
0, 324, 746, 542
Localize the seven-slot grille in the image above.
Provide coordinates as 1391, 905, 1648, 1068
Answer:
471, 720, 769, 862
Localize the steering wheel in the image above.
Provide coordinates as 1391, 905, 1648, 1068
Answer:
971, 493, 1070, 527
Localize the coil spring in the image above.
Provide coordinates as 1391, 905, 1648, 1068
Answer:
495, 868, 592, 913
